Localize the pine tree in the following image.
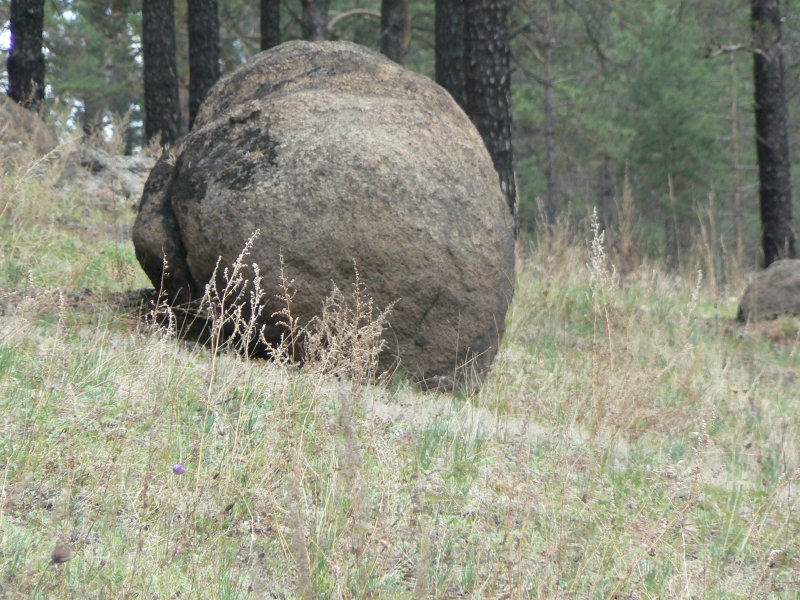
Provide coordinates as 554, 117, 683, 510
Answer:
7, 0, 46, 112
381, 0, 411, 65
142, 0, 181, 145
751, 0, 795, 265
302, 0, 330, 40
464, 0, 517, 236
261, 0, 281, 50
434, 0, 466, 108
188, 0, 220, 129
434, 0, 516, 235
47, 0, 141, 146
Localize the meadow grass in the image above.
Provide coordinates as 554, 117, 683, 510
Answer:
1, 153, 799, 598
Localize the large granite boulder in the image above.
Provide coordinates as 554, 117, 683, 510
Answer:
738, 259, 800, 321
133, 41, 515, 389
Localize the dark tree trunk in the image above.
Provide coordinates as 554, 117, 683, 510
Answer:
260, 0, 281, 51
465, 0, 517, 236
143, 0, 181, 146
7, 0, 45, 112
751, 0, 795, 266
381, 0, 411, 65
434, 0, 467, 109
302, 0, 330, 41
542, 0, 557, 224
81, 95, 103, 138
597, 154, 616, 232
188, 0, 220, 129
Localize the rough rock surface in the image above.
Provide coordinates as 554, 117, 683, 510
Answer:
60, 146, 155, 203
133, 40, 515, 389
738, 259, 800, 321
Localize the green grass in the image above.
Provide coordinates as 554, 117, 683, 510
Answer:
1, 154, 800, 598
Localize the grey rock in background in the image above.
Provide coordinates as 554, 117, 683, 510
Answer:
738, 259, 800, 321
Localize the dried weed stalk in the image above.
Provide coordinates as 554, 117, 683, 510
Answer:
303, 262, 393, 385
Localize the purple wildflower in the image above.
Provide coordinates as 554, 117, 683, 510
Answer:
172, 463, 187, 475
749, 399, 759, 419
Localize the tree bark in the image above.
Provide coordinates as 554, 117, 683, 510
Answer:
302, 0, 330, 41
597, 154, 616, 234
543, 0, 557, 225
143, 0, 181, 146
381, 0, 411, 65
751, 0, 795, 266
434, 0, 467, 109
260, 0, 281, 51
81, 94, 103, 138
465, 0, 518, 236
7, 0, 45, 112
188, 0, 220, 129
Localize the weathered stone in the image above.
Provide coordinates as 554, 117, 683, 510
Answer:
59, 146, 155, 204
738, 259, 800, 321
133, 40, 515, 389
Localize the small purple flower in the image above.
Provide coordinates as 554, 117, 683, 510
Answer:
749, 399, 759, 419
172, 463, 187, 475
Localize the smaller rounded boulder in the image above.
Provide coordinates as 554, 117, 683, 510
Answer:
737, 259, 800, 321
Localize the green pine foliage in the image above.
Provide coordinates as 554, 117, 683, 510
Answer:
510, 0, 765, 260
46, 1, 143, 147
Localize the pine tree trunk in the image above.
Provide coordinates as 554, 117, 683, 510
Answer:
7, 0, 45, 112
143, 0, 181, 146
188, 0, 220, 129
81, 95, 103, 138
434, 0, 466, 109
751, 0, 795, 266
260, 0, 281, 51
381, 0, 411, 65
465, 0, 517, 236
302, 0, 330, 41
543, 0, 557, 225
598, 154, 616, 233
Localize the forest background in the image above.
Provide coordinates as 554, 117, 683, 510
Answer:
2, 0, 797, 273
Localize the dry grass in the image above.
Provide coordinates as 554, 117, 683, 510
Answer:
1, 150, 799, 598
